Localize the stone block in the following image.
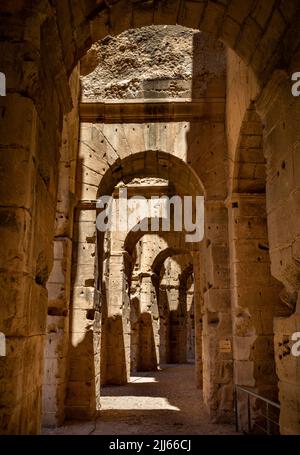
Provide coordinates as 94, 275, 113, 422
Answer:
73, 221, 96, 243
234, 360, 255, 386
72, 286, 95, 310
71, 309, 95, 334
0, 208, 32, 274
233, 335, 257, 361
0, 94, 37, 151
44, 330, 68, 361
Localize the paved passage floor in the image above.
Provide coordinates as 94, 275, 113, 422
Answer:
44, 364, 238, 435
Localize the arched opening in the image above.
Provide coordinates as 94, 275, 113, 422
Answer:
1, 1, 300, 435
227, 103, 293, 433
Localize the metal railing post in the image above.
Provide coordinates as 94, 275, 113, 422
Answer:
234, 385, 280, 435
266, 403, 270, 435
234, 386, 239, 433
247, 394, 251, 434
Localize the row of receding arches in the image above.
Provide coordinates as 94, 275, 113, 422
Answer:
40, 77, 297, 432
59, 102, 280, 428
1, 0, 300, 435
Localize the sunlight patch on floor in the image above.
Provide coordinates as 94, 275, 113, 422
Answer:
100, 396, 180, 411
130, 376, 158, 383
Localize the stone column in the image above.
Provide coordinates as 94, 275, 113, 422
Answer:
66, 207, 100, 420
105, 251, 130, 384
186, 279, 195, 361
192, 253, 203, 389
157, 284, 170, 365
201, 201, 233, 423
43, 239, 72, 427
0, 9, 75, 433
138, 273, 159, 371
130, 273, 141, 374
42, 68, 79, 427
227, 193, 283, 430
274, 302, 300, 434
0, 94, 49, 434
169, 284, 187, 363
256, 70, 300, 435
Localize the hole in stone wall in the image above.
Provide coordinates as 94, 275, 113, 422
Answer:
207, 312, 220, 325
86, 309, 95, 320
48, 307, 68, 317
86, 235, 96, 243
258, 243, 269, 251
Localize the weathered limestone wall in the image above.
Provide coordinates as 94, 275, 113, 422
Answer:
42, 68, 80, 427
1, 0, 300, 435
256, 65, 300, 435
226, 50, 260, 195
192, 253, 203, 388
162, 256, 192, 364
186, 278, 195, 361
65, 206, 100, 420
75, 24, 230, 420
157, 285, 170, 365
201, 201, 233, 422
0, 94, 44, 434
77, 119, 226, 202
105, 251, 131, 384
81, 26, 225, 102
227, 194, 284, 430
274, 304, 300, 434
130, 261, 142, 373
132, 235, 192, 372
226, 31, 300, 434
85, 0, 300, 88
0, 6, 74, 434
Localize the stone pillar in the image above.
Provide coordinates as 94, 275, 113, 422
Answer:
274, 301, 300, 434
193, 253, 203, 388
157, 284, 170, 365
138, 273, 159, 371
66, 208, 100, 420
201, 201, 233, 423
169, 284, 187, 363
43, 239, 72, 427
105, 251, 129, 384
228, 193, 283, 430
186, 279, 195, 361
0, 9, 75, 433
130, 273, 141, 374
0, 94, 50, 434
256, 70, 300, 434
42, 68, 79, 428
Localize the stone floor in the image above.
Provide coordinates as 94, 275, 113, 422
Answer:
44, 364, 238, 435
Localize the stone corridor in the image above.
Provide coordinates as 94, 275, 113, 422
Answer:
0, 1, 300, 436
44, 364, 237, 435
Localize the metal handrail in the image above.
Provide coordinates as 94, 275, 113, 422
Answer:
234, 385, 280, 435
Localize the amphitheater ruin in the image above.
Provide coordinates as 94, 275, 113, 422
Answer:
0, 0, 300, 435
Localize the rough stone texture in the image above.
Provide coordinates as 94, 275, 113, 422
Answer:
42, 67, 80, 428
227, 193, 285, 431
255, 60, 300, 435
0, 0, 300, 435
81, 26, 225, 101
200, 201, 233, 422
274, 302, 300, 435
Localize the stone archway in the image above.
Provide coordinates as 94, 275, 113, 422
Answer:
66, 147, 205, 418
226, 103, 286, 432
1, 1, 300, 435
